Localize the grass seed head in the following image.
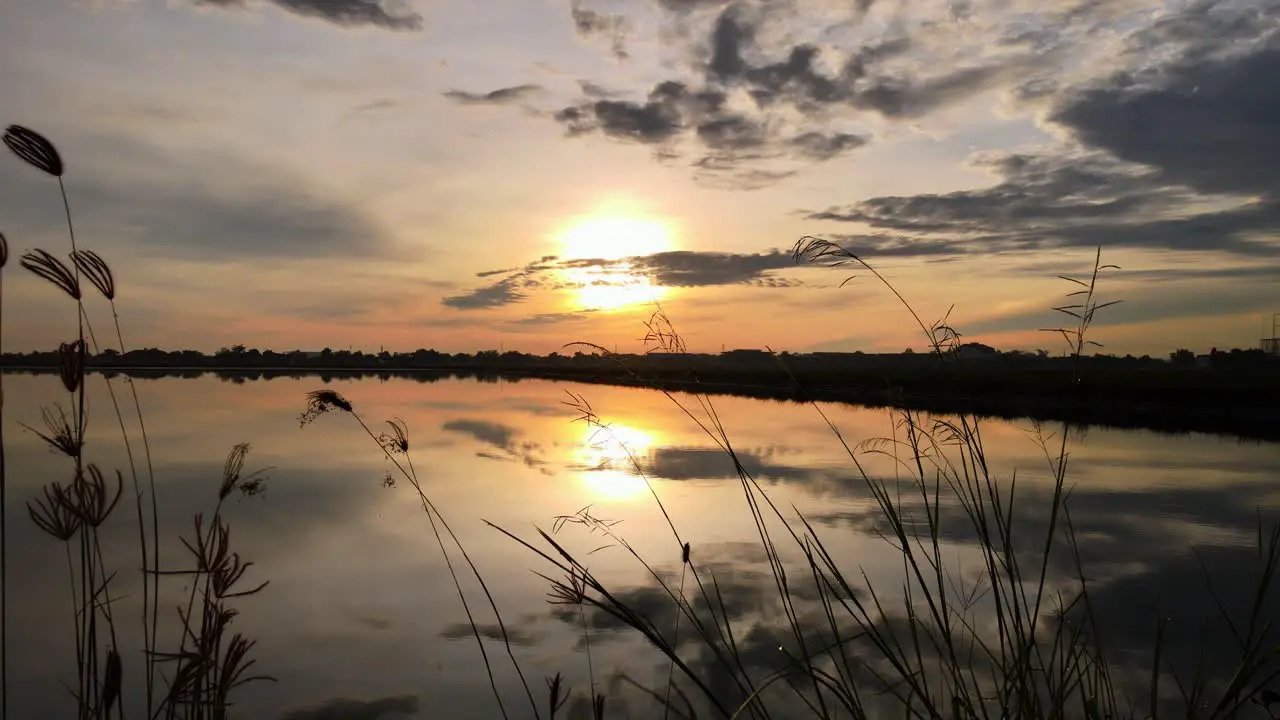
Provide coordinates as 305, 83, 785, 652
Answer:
300, 389, 354, 426
3, 124, 64, 177
27, 480, 81, 541
21, 249, 80, 300
72, 249, 116, 300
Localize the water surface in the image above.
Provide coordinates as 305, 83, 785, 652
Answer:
5, 374, 1278, 718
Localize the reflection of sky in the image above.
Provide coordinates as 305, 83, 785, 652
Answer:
5, 374, 1279, 717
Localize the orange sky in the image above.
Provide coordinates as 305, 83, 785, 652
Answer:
1, 0, 1276, 358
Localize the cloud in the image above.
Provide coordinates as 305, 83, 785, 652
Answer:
441, 276, 527, 309
539, 0, 1044, 189
695, 5, 1031, 120
554, 81, 719, 143
439, 622, 538, 646
788, 131, 868, 161
551, 77, 864, 189
441, 419, 517, 449
443, 249, 803, 309
443, 84, 543, 105
578, 80, 619, 98
804, 148, 1280, 257
441, 419, 549, 471
507, 311, 595, 326
571, 2, 630, 60
1050, 31, 1280, 199
349, 99, 397, 115
799, 2, 1280, 259
442, 256, 571, 309
0, 133, 394, 261
630, 249, 795, 286
194, 0, 423, 31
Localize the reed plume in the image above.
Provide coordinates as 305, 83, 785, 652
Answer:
2, 125, 63, 177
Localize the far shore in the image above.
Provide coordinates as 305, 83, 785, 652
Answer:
4, 347, 1277, 441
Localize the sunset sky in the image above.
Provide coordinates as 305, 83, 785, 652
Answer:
0, 0, 1276, 357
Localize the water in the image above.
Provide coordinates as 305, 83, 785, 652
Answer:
4, 373, 1278, 718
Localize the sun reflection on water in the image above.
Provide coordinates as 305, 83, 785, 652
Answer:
573, 422, 655, 501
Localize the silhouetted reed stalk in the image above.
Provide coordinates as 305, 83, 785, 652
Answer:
4, 124, 128, 717
300, 392, 540, 719
6, 124, 267, 719
152, 444, 273, 720
480, 239, 1280, 719
69, 246, 164, 711
0, 230, 8, 717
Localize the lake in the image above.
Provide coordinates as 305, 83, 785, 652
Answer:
4, 373, 1279, 719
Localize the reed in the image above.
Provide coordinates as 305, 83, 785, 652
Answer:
299, 389, 543, 719
478, 240, 1280, 719
2, 124, 270, 719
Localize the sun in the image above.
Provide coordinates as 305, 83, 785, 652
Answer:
559, 215, 673, 261
574, 422, 655, 501
556, 214, 674, 312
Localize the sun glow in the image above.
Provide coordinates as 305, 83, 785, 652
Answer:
575, 422, 656, 501
556, 214, 674, 312
559, 215, 673, 261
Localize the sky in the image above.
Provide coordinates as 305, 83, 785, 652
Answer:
0, 0, 1277, 357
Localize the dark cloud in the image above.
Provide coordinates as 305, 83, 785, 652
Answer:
695, 114, 769, 151
443, 84, 543, 105
551, 75, 865, 189
555, 81, 721, 143
695, 4, 1019, 120
443, 257, 572, 310
543, 2, 1007, 188
444, 249, 804, 310
813, 152, 1186, 229
571, 2, 630, 60
799, 2, 1280, 259
788, 131, 867, 161
441, 276, 526, 309
1050, 44, 1280, 200
194, 0, 423, 31
805, 149, 1280, 257
630, 249, 794, 286
706, 4, 754, 80
279, 695, 420, 720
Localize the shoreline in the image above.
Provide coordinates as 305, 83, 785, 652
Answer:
5, 359, 1276, 442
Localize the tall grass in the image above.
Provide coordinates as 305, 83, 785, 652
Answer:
2, 124, 271, 718
312, 235, 1280, 718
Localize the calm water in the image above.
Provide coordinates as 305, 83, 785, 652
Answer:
4, 373, 1279, 718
